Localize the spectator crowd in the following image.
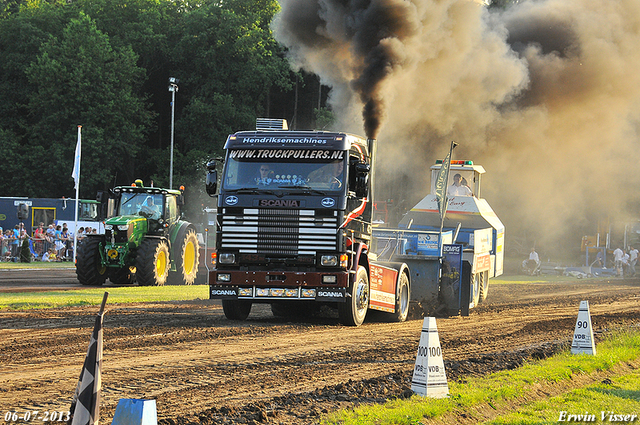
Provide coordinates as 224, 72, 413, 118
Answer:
0, 222, 97, 262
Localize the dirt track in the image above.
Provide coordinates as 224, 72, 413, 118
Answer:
1, 278, 639, 425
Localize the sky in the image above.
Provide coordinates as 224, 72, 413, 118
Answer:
273, 0, 640, 258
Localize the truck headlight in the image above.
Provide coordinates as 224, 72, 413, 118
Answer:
321, 255, 338, 266
104, 224, 113, 230
322, 275, 337, 284
218, 253, 236, 264
217, 273, 231, 282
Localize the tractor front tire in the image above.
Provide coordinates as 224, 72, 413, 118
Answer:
168, 228, 200, 285
76, 237, 107, 286
136, 239, 170, 286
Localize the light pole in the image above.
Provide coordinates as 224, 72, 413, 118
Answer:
168, 77, 179, 189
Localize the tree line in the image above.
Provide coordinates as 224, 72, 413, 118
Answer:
0, 0, 327, 203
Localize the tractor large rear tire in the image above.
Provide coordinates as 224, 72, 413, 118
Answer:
168, 228, 200, 285
76, 237, 107, 286
338, 266, 369, 326
136, 239, 170, 286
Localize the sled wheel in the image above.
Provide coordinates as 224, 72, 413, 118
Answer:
470, 272, 480, 308
479, 271, 489, 303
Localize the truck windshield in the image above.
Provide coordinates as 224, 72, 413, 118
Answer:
222, 157, 346, 192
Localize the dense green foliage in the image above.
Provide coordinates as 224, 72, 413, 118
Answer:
0, 0, 322, 203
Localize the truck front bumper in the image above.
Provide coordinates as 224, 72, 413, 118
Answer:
210, 270, 349, 301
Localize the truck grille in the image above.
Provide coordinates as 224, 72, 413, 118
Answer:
220, 208, 338, 255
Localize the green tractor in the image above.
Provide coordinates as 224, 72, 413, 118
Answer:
76, 180, 200, 286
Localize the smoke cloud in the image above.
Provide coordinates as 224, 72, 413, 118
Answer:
273, 0, 640, 259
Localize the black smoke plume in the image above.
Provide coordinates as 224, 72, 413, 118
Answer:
274, 0, 640, 259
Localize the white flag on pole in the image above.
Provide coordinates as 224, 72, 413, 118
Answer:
72, 126, 82, 190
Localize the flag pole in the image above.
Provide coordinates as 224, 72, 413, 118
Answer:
72, 126, 82, 261
69, 291, 108, 425
436, 141, 457, 240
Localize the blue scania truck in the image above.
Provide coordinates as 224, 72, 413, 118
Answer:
205, 119, 411, 326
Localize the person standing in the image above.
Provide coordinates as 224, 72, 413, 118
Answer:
11, 224, 20, 260
629, 246, 638, 277
613, 246, 624, 277
54, 225, 65, 260
34, 223, 46, 256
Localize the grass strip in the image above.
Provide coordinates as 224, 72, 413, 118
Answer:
0, 285, 210, 310
488, 367, 640, 424
322, 329, 640, 425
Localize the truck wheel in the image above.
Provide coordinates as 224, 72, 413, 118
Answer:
390, 271, 410, 322
470, 273, 480, 308
222, 300, 252, 320
338, 266, 369, 326
109, 267, 134, 284
479, 271, 489, 303
136, 239, 170, 286
168, 228, 200, 285
76, 237, 107, 286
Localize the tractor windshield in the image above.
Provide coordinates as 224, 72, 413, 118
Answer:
222, 157, 346, 192
118, 193, 163, 219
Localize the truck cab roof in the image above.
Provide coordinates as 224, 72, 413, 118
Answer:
224, 131, 368, 152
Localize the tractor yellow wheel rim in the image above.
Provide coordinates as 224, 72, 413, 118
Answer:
184, 241, 196, 275
156, 250, 167, 277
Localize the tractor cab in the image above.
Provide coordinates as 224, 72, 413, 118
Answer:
106, 180, 184, 234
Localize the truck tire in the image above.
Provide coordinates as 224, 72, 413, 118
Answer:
136, 239, 170, 286
109, 267, 134, 284
222, 300, 252, 320
76, 237, 107, 286
338, 266, 369, 326
479, 271, 489, 303
390, 271, 410, 322
168, 228, 200, 285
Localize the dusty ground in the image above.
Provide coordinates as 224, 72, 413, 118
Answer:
1, 277, 639, 425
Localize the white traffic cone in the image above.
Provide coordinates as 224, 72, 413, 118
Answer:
571, 300, 596, 355
411, 317, 449, 398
